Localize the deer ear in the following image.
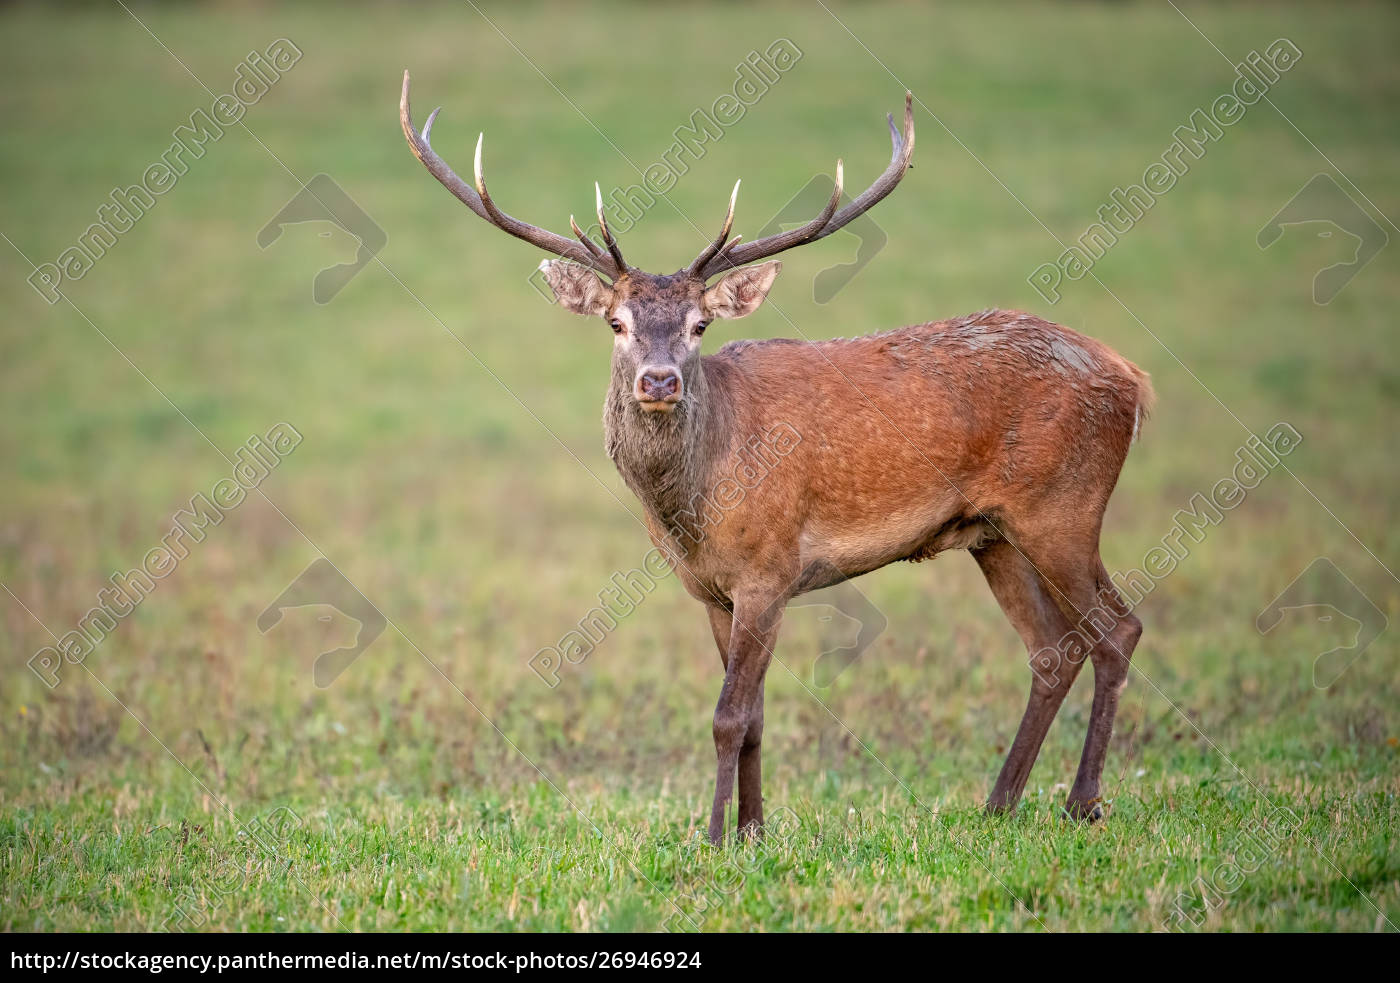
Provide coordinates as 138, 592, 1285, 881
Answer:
539, 260, 613, 316
702, 261, 782, 320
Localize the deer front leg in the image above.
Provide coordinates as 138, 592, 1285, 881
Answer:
737, 677, 766, 835
706, 604, 767, 837
707, 593, 782, 845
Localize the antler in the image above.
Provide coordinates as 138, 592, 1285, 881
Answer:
400, 71, 623, 280
689, 91, 915, 281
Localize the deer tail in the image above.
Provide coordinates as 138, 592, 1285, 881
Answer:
1129, 363, 1155, 444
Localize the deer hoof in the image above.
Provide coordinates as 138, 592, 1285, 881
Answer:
1063, 797, 1105, 822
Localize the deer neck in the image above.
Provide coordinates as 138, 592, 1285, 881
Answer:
603, 358, 732, 544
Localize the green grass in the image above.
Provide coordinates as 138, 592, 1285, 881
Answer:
1, 0, 1397, 932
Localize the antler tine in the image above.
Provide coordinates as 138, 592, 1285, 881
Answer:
400, 71, 490, 222
698, 90, 914, 280
399, 71, 618, 279
697, 161, 843, 279
569, 215, 606, 258
594, 183, 628, 273
685, 179, 741, 277
472, 132, 507, 223
819, 89, 915, 237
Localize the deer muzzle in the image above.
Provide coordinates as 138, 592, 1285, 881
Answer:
635, 366, 683, 411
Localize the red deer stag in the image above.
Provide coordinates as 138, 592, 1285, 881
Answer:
400, 72, 1153, 843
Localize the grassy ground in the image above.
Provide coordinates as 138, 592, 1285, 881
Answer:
1, 0, 1397, 932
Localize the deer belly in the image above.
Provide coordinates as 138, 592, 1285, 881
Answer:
799, 499, 992, 581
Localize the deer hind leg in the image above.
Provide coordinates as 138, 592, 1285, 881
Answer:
1064, 559, 1141, 819
974, 539, 1086, 815
1000, 530, 1140, 821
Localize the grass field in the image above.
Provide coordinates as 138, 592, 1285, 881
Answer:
1, 0, 1397, 932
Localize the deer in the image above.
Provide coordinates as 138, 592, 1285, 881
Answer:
400, 72, 1153, 844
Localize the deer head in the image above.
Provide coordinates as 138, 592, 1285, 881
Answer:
399, 71, 914, 415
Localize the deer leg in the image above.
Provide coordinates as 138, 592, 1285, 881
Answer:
707, 593, 782, 845
706, 604, 734, 669
1064, 560, 1142, 819
706, 603, 768, 837
974, 540, 1086, 815
1015, 536, 1138, 821
737, 677, 766, 836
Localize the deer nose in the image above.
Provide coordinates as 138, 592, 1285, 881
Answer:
636, 366, 682, 405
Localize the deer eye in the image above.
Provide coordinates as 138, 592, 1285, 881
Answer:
609, 319, 624, 334
694, 320, 709, 336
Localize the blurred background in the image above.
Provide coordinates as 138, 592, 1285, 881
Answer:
1, 1, 1396, 931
